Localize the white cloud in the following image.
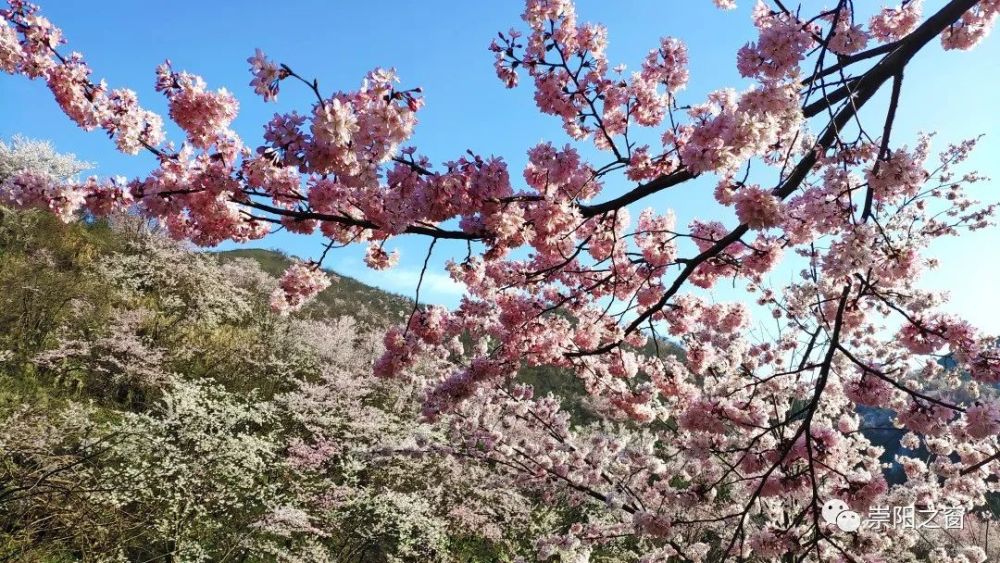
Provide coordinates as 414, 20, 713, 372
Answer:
331, 258, 467, 308
376, 268, 465, 298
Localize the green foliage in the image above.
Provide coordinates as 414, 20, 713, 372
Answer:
0, 210, 118, 364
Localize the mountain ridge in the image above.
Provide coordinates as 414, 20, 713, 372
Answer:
215, 248, 415, 327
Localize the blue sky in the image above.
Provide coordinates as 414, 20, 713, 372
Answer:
2, 1, 1000, 331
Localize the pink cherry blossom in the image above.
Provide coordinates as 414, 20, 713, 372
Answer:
824, 9, 870, 55
640, 37, 688, 94
247, 48, 284, 101
844, 374, 894, 407
364, 243, 400, 270
269, 262, 331, 314
104, 88, 165, 155
0, 17, 24, 72
733, 185, 783, 229
941, 1, 1000, 50
964, 401, 1000, 439
155, 61, 239, 149
1, 169, 85, 221
737, 9, 815, 81
870, 1, 924, 43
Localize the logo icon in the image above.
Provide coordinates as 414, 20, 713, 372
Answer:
821, 499, 861, 532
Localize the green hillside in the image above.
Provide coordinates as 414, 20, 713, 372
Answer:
215, 248, 414, 327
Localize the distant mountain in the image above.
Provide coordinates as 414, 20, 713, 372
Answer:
215, 248, 414, 327
859, 353, 1000, 486
857, 406, 914, 484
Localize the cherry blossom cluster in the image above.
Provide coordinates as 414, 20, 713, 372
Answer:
681, 83, 803, 176
870, 1, 925, 42
0, 167, 138, 221
268, 261, 331, 314
246, 48, 284, 101
941, 0, 1000, 50
736, 4, 817, 81
155, 61, 239, 149
2, 1, 164, 155
489, 0, 689, 162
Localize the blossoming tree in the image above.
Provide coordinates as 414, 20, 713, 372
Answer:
1, 212, 551, 561
3, 0, 1000, 560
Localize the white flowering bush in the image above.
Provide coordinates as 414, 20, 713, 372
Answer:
0, 135, 91, 183
97, 379, 284, 562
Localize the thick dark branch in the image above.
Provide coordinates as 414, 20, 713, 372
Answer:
722, 286, 853, 562
801, 41, 901, 86
579, 169, 696, 217
239, 199, 482, 240
961, 451, 1000, 476
836, 344, 966, 413
241, 165, 695, 242
803, 0, 980, 118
